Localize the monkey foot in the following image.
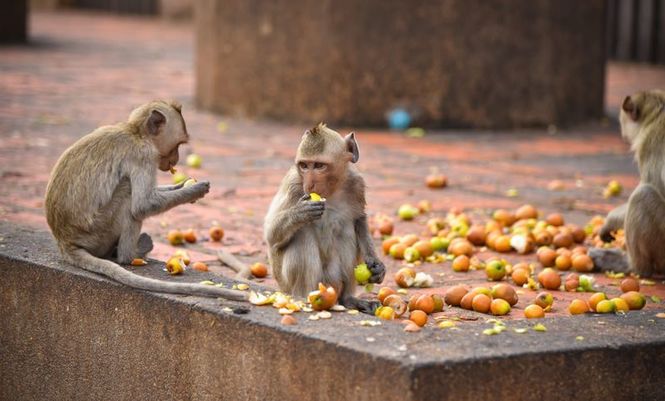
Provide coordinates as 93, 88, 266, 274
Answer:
341, 297, 380, 315
137, 233, 154, 258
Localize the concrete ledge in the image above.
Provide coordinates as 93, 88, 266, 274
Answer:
1, 221, 664, 401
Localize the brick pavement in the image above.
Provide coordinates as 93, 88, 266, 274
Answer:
1, 11, 664, 322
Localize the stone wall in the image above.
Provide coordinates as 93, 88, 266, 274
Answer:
195, 0, 606, 129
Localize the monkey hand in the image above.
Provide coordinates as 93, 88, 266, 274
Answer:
599, 224, 615, 243
365, 256, 386, 284
184, 180, 210, 202
294, 194, 325, 223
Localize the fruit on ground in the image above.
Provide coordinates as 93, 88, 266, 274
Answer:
524, 304, 545, 319
251, 262, 268, 278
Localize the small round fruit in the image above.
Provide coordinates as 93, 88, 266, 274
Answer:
404, 247, 421, 263
493, 209, 516, 227
375, 306, 396, 320
620, 277, 640, 293
493, 235, 512, 253
535, 231, 553, 246
570, 226, 586, 243
400, 234, 419, 247
430, 236, 447, 252
382, 237, 400, 254
564, 278, 579, 292
413, 240, 433, 258
432, 294, 444, 312
186, 153, 203, 168
452, 255, 470, 272
395, 268, 416, 288
490, 298, 511, 316
414, 294, 435, 314
172, 171, 187, 184
552, 233, 573, 248
191, 261, 209, 272
588, 292, 607, 312
377, 219, 394, 236
165, 257, 185, 275
409, 310, 428, 327
620, 291, 646, 310
209, 226, 224, 242
555, 254, 572, 271
524, 304, 545, 319
534, 292, 554, 310
611, 297, 629, 312
471, 294, 491, 314
398, 204, 419, 220
460, 292, 476, 310
354, 263, 372, 284
466, 226, 486, 246
378, 287, 397, 304
485, 260, 506, 281
167, 230, 184, 246
538, 268, 561, 290
546, 213, 564, 227
389, 243, 407, 259
183, 229, 197, 243
251, 262, 268, 278
537, 247, 557, 267
425, 174, 448, 189
515, 204, 538, 220
512, 268, 530, 286
308, 283, 338, 311
448, 239, 474, 257
384, 294, 407, 317
571, 254, 594, 272
595, 299, 615, 313
444, 285, 468, 306
491, 283, 518, 306
568, 299, 589, 315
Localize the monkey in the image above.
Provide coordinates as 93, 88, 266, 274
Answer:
44, 100, 247, 301
589, 90, 665, 277
263, 123, 386, 313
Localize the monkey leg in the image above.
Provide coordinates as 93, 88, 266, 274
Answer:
625, 184, 665, 277
116, 217, 143, 265
136, 233, 154, 258
599, 203, 627, 242
280, 233, 323, 297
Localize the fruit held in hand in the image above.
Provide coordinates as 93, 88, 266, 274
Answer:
309, 192, 323, 202
354, 263, 372, 284
308, 283, 338, 311
209, 226, 224, 242
172, 172, 187, 184
250, 262, 268, 278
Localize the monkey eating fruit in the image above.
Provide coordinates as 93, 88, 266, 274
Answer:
263, 123, 386, 313
45, 100, 247, 301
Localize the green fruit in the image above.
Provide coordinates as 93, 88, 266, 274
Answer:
354, 263, 372, 284
186, 153, 203, 168
485, 260, 506, 281
172, 172, 187, 184
398, 204, 418, 221
404, 247, 421, 263
595, 299, 615, 314
430, 237, 446, 251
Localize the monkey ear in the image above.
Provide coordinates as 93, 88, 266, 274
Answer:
147, 110, 166, 135
622, 96, 639, 121
345, 132, 359, 163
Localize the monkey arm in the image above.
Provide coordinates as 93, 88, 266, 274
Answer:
157, 181, 186, 191
354, 215, 385, 283
129, 167, 209, 220
265, 195, 325, 250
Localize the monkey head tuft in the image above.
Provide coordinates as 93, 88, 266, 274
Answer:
297, 123, 345, 159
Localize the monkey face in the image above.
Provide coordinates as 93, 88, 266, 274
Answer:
147, 106, 189, 172
620, 91, 665, 144
297, 158, 340, 197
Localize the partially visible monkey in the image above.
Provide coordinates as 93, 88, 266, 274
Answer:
264, 123, 386, 313
590, 90, 665, 277
45, 100, 247, 301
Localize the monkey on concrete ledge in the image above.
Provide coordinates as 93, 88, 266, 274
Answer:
45, 100, 247, 301
590, 90, 665, 277
264, 123, 386, 313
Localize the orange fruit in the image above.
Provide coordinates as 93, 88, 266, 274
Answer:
568, 299, 589, 315
191, 261, 209, 272
382, 237, 400, 254
620, 277, 639, 293
409, 310, 428, 327
537, 268, 561, 290
471, 293, 491, 313
524, 304, 545, 319
378, 287, 397, 304
209, 226, 224, 242
250, 262, 268, 278
555, 254, 572, 271
490, 298, 511, 316
444, 285, 468, 306
546, 213, 564, 227
183, 229, 197, 243
452, 255, 470, 272
571, 254, 594, 272
588, 292, 607, 312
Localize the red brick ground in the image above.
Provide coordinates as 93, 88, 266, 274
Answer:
1, 12, 664, 321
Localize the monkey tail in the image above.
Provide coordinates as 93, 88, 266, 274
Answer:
588, 247, 630, 274
217, 249, 253, 280
65, 248, 248, 301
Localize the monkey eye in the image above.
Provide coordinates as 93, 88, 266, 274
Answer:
298, 161, 308, 170
314, 162, 326, 170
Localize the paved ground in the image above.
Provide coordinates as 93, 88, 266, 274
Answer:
1, 12, 665, 324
